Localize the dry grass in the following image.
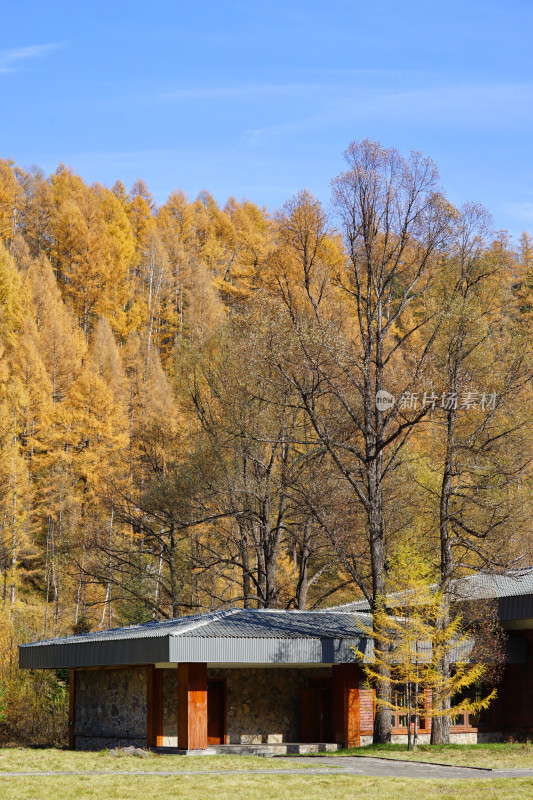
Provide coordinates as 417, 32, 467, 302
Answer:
0, 745, 531, 800
0, 774, 532, 800
335, 742, 533, 769
0, 747, 308, 772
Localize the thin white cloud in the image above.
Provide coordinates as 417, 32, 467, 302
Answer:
158, 84, 330, 101
158, 71, 419, 102
242, 82, 533, 145
504, 202, 533, 222
0, 43, 64, 73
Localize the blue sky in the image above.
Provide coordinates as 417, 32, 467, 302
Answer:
2, 0, 533, 237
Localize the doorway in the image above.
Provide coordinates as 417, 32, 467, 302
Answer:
301, 679, 332, 742
207, 679, 226, 744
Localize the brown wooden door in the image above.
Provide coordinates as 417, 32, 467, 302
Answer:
207, 680, 225, 744
301, 688, 316, 741
301, 688, 331, 742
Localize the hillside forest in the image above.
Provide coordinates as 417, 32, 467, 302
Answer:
0, 140, 532, 742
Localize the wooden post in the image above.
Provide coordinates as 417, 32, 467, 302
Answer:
332, 664, 360, 748
178, 663, 208, 750
68, 669, 76, 750
146, 666, 164, 748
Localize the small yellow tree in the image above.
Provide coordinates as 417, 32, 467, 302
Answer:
354, 546, 496, 750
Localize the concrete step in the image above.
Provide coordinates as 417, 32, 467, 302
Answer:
155, 742, 341, 757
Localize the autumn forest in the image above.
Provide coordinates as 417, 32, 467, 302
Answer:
0, 140, 532, 740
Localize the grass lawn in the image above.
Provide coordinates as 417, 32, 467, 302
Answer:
335, 742, 533, 769
0, 748, 531, 799
0, 773, 532, 800
0, 747, 310, 772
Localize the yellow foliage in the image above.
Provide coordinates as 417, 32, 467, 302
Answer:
354, 545, 496, 737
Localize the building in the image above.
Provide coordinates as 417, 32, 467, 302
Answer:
18, 570, 533, 751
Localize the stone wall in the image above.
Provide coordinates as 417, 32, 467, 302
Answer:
72, 663, 510, 750
209, 667, 331, 744
373, 733, 496, 745
74, 667, 147, 750
162, 669, 178, 746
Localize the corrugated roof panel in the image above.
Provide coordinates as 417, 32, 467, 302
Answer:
453, 570, 533, 600
18, 636, 170, 669
19, 608, 371, 651
19, 608, 239, 648
18, 608, 373, 668
169, 636, 370, 664
177, 610, 372, 639
325, 569, 533, 613
19, 568, 533, 671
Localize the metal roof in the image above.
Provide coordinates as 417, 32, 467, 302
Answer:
450, 569, 533, 600
18, 608, 373, 670
21, 609, 239, 647
177, 609, 372, 639
323, 598, 371, 612
19, 568, 533, 670
324, 568, 533, 613
20, 608, 371, 648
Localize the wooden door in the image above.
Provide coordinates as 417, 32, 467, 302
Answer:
207, 680, 225, 744
301, 688, 331, 742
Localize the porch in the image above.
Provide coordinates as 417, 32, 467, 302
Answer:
69, 662, 364, 751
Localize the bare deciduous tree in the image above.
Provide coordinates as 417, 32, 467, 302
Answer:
276, 140, 453, 742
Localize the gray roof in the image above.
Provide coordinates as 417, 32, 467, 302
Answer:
19, 568, 533, 671
21, 608, 372, 647
323, 598, 371, 612
325, 568, 533, 613
177, 609, 373, 639
450, 569, 533, 600
19, 608, 373, 670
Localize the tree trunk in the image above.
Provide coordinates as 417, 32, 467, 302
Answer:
431, 394, 458, 744
295, 533, 310, 610
239, 523, 252, 608
369, 447, 391, 743
169, 521, 180, 618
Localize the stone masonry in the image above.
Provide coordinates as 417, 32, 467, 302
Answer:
209, 666, 331, 744
162, 668, 178, 746
73, 665, 334, 749
74, 667, 147, 750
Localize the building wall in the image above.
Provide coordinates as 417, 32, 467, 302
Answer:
74, 667, 147, 750
360, 732, 503, 746
361, 682, 506, 743
359, 681, 374, 735
73, 664, 333, 749
71, 652, 522, 751
209, 667, 331, 744
157, 666, 334, 746
492, 630, 533, 738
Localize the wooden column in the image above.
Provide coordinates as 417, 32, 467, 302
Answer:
332, 664, 360, 748
68, 669, 76, 750
178, 663, 208, 750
